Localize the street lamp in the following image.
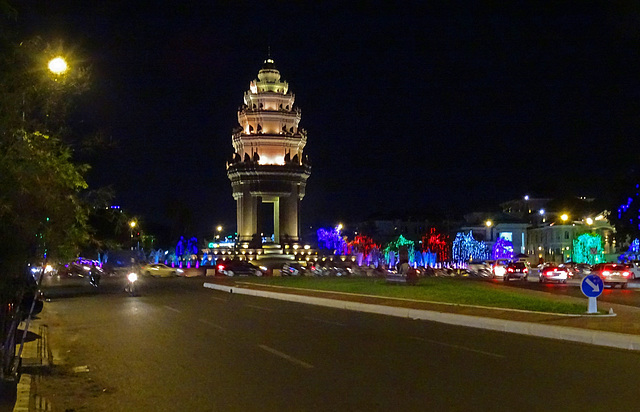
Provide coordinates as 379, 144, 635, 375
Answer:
216, 225, 222, 240
485, 220, 492, 227
48, 57, 68, 75
560, 214, 569, 223
129, 221, 136, 250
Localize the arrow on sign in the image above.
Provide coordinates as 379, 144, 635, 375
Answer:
585, 277, 600, 292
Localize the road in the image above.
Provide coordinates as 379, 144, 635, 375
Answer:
497, 269, 640, 308
36, 275, 640, 411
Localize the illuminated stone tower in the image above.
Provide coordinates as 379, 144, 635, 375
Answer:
227, 58, 311, 247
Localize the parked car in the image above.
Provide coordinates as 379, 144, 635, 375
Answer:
624, 261, 640, 280
574, 263, 592, 278
539, 265, 569, 284
281, 262, 309, 276
467, 261, 493, 277
216, 260, 263, 277
591, 263, 631, 288
318, 260, 355, 277
504, 262, 529, 282
141, 263, 182, 277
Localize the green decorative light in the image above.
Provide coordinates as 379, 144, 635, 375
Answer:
572, 233, 604, 265
384, 235, 416, 266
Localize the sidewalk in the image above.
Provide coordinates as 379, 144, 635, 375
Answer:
204, 280, 640, 350
11, 321, 52, 412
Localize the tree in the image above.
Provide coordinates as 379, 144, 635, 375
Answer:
0, 35, 91, 275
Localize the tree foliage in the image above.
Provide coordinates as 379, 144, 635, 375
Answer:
0, 33, 91, 275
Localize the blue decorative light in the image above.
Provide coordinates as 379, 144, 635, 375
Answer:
492, 238, 514, 260
317, 226, 347, 254
452, 231, 489, 263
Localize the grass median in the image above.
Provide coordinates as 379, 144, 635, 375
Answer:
236, 276, 590, 314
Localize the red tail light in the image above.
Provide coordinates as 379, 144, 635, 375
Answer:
524, 268, 528, 273
217, 265, 224, 271
507, 268, 514, 273
623, 271, 630, 278
603, 271, 610, 277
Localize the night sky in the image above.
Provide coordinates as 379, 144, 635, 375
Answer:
15, 1, 640, 239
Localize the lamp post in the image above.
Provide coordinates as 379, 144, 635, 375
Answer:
485, 220, 493, 242
129, 221, 136, 250
11, 57, 71, 378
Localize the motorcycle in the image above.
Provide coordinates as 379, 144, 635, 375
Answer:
88, 268, 101, 287
124, 272, 139, 296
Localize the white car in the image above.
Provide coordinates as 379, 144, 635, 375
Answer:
491, 259, 510, 278
142, 263, 183, 277
625, 262, 640, 280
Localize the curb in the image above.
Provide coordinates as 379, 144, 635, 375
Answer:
12, 322, 51, 412
204, 282, 640, 351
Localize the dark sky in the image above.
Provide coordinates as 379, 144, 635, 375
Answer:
15, 1, 640, 238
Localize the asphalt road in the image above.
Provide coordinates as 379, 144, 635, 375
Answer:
36, 275, 640, 411
497, 269, 640, 308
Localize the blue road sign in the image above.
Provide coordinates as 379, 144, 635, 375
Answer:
581, 274, 604, 298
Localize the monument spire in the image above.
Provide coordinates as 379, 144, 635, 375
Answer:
226, 58, 311, 249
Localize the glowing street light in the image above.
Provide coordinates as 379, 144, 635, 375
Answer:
129, 221, 137, 250
485, 220, 493, 227
586, 217, 594, 225
48, 57, 68, 75
560, 214, 569, 222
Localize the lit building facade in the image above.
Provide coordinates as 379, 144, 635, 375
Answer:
526, 213, 616, 264
226, 58, 311, 247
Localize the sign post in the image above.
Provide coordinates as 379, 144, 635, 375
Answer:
580, 274, 604, 314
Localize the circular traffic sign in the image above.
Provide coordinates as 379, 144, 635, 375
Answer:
581, 274, 604, 298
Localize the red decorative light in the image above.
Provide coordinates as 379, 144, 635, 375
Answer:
421, 228, 451, 263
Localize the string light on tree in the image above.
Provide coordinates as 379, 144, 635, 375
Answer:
452, 231, 489, 264
572, 233, 604, 265
492, 237, 514, 260
421, 228, 450, 263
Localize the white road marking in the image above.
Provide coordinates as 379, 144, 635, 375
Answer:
163, 305, 181, 313
304, 316, 345, 327
246, 304, 273, 312
198, 318, 226, 331
211, 296, 228, 302
72, 365, 90, 373
410, 337, 505, 359
257, 344, 314, 369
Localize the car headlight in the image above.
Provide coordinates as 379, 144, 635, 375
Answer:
177, 269, 184, 273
